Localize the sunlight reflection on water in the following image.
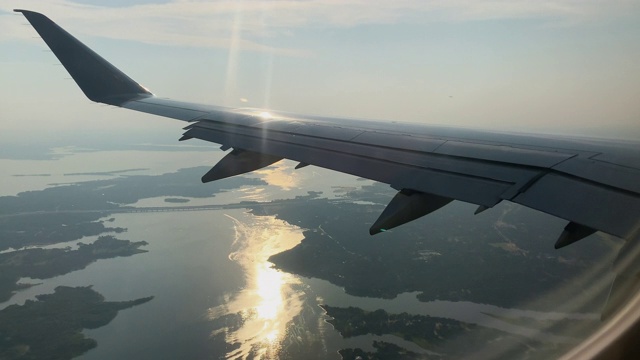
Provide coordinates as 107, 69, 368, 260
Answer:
208, 212, 305, 359
254, 162, 300, 191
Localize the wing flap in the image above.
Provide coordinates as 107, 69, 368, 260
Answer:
514, 173, 640, 239
552, 157, 640, 194
433, 141, 575, 168
352, 131, 444, 152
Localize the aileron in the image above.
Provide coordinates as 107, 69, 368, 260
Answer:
514, 173, 640, 239
552, 156, 640, 194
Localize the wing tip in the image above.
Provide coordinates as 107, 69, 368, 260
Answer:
14, 9, 38, 16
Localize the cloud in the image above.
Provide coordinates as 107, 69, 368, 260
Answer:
3, 0, 639, 54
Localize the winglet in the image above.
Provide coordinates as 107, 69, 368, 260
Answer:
15, 9, 152, 105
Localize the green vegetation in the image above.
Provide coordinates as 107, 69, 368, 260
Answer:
257, 182, 617, 311
324, 306, 567, 359
324, 306, 487, 355
339, 341, 424, 360
324, 306, 470, 340
0, 236, 148, 302
0, 286, 153, 360
255, 183, 613, 358
0, 213, 125, 251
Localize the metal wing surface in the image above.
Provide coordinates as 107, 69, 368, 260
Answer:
15, 10, 640, 245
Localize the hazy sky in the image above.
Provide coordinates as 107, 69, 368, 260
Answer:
1, 0, 639, 141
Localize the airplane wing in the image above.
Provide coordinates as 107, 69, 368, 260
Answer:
14, 9, 640, 355
15, 9, 639, 244
15, 8, 640, 269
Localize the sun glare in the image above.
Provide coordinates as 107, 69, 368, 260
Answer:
207, 214, 304, 359
255, 262, 284, 320
259, 111, 272, 119
254, 162, 298, 191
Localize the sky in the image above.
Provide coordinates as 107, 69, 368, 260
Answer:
1, 0, 639, 144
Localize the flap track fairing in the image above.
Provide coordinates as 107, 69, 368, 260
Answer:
554, 222, 596, 249
201, 149, 282, 183
370, 189, 453, 235
474, 205, 489, 215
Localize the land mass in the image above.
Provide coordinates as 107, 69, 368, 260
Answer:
324, 306, 488, 355
324, 306, 566, 359
0, 286, 153, 360
0, 236, 148, 302
253, 183, 614, 357
258, 183, 616, 311
339, 341, 423, 360
0, 167, 266, 251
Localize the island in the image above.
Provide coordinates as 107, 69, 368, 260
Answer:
323, 306, 567, 359
0, 236, 148, 302
0, 286, 153, 360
